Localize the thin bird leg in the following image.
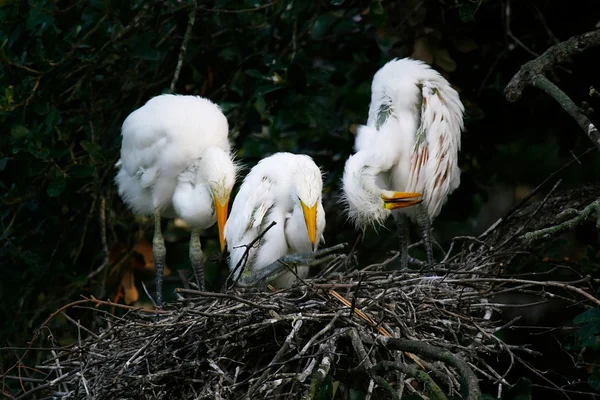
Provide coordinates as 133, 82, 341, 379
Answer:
189, 227, 205, 291
235, 243, 347, 287
416, 203, 434, 265
152, 208, 167, 307
393, 213, 410, 270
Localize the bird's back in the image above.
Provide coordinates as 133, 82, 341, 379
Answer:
116, 95, 231, 215
365, 58, 464, 219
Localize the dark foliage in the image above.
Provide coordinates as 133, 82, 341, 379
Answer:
2, 0, 600, 398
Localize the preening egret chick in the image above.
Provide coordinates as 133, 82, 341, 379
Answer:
115, 94, 237, 306
342, 58, 464, 268
224, 152, 333, 288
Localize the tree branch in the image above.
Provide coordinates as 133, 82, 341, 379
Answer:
505, 28, 600, 150
532, 75, 600, 150
505, 29, 600, 102
376, 336, 482, 400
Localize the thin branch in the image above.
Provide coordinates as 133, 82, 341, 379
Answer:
532, 75, 600, 150
169, 0, 197, 93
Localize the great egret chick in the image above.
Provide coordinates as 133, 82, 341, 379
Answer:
343, 58, 464, 268
224, 152, 338, 288
115, 94, 237, 305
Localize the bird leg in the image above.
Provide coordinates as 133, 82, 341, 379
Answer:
152, 208, 167, 307
393, 213, 410, 270
189, 227, 205, 291
235, 243, 347, 288
416, 203, 434, 265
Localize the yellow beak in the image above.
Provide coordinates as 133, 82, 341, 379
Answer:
300, 200, 318, 248
382, 192, 422, 210
214, 196, 229, 252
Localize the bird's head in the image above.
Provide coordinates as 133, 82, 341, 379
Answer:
202, 147, 238, 252
341, 152, 422, 231
293, 157, 323, 249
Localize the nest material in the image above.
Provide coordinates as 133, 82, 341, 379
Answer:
7, 185, 600, 400
27, 273, 500, 400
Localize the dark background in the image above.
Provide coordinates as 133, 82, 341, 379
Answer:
2, 0, 600, 397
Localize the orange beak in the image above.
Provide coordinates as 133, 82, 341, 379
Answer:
382, 192, 422, 210
214, 196, 229, 252
300, 200, 318, 249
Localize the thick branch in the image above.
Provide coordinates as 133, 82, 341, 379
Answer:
376, 336, 482, 400
520, 199, 600, 245
505, 29, 600, 101
505, 28, 600, 150
533, 76, 600, 150
371, 361, 447, 400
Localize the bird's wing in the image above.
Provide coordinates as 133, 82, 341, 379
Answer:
410, 81, 464, 218
118, 107, 171, 188
225, 174, 280, 271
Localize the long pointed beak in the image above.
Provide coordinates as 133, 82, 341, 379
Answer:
381, 191, 422, 210
300, 201, 318, 249
214, 196, 229, 252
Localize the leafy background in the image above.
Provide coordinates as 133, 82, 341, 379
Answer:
2, 0, 600, 397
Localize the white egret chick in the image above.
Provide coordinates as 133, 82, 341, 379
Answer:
115, 94, 237, 305
342, 58, 464, 268
225, 153, 340, 288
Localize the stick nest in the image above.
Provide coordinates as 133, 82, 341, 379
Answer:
8, 185, 600, 400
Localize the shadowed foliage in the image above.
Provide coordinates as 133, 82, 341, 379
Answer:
2, 0, 600, 398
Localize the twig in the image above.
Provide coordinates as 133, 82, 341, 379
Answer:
247, 318, 303, 396
227, 221, 277, 288
375, 336, 482, 400
169, 0, 197, 93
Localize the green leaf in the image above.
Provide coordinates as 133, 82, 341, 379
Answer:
245, 69, 267, 80
0, 157, 7, 172
80, 140, 102, 158
219, 102, 240, 113
69, 165, 97, 179
370, 1, 384, 15
47, 176, 67, 197
317, 374, 333, 400
11, 125, 30, 139
589, 371, 600, 391
219, 47, 237, 61
458, 1, 481, 22
311, 14, 336, 40
330, 0, 344, 4
574, 308, 600, 325
349, 388, 366, 400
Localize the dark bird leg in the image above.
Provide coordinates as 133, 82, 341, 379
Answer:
416, 203, 434, 265
393, 213, 410, 269
152, 208, 166, 307
189, 227, 205, 291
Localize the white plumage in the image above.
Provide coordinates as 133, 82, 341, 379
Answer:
115, 94, 237, 305
224, 152, 326, 288
342, 58, 464, 266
